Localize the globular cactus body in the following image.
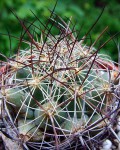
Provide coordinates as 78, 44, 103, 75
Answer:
0, 11, 119, 150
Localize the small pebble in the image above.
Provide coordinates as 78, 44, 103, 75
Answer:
117, 116, 120, 123
118, 131, 120, 140
102, 139, 112, 150
116, 116, 120, 131
116, 124, 120, 131
0, 100, 1, 117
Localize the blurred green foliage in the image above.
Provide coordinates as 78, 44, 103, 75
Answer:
0, 0, 120, 61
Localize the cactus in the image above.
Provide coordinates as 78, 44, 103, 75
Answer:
0, 9, 120, 150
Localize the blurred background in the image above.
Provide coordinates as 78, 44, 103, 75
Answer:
0, 0, 120, 62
